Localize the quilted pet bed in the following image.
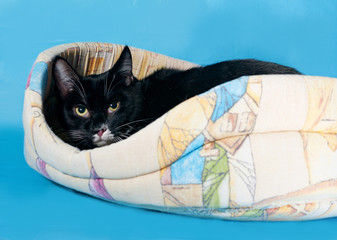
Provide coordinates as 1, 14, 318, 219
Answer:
23, 42, 337, 220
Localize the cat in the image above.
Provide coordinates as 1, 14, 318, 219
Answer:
48, 46, 301, 150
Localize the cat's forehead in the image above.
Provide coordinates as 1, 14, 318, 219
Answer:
78, 76, 115, 103
80, 76, 107, 92
82, 73, 107, 84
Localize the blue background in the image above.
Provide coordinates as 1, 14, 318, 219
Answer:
1, 0, 337, 239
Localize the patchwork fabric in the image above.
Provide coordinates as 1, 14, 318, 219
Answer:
23, 42, 337, 221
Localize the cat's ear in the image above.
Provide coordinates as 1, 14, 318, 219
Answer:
113, 46, 134, 86
53, 57, 80, 99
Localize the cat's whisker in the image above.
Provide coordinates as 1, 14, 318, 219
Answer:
111, 136, 122, 143
67, 130, 87, 136
104, 78, 108, 96
113, 118, 155, 131
116, 134, 127, 139
106, 78, 115, 97
114, 132, 133, 141
66, 130, 91, 143
74, 78, 87, 99
74, 138, 86, 144
65, 78, 84, 97
73, 81, 87, 99
67, 135, 89, 148
115, 123, 135, 131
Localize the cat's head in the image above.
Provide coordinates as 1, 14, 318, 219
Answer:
52, 46, 143, 149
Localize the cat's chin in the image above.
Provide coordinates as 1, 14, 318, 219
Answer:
93, 140, 111, 147
92, 135, 125, 147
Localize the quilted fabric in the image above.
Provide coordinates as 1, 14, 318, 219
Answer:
23, 42, 337, 221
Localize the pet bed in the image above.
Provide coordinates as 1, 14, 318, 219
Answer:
23, 42, 337, 220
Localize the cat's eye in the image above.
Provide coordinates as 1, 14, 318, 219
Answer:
74, 105, 89, 118
108, 102, 120, 113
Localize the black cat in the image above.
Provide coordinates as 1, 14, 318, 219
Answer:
48, 46, 300, 150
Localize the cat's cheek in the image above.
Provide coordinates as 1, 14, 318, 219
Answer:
101, 130, 114, 142
92, 134, 100, 143
107, 133, 115, 141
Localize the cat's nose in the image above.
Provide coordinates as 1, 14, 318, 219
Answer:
97, 128, 106, 137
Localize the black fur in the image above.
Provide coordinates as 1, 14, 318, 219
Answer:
47, 46, 301, 150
